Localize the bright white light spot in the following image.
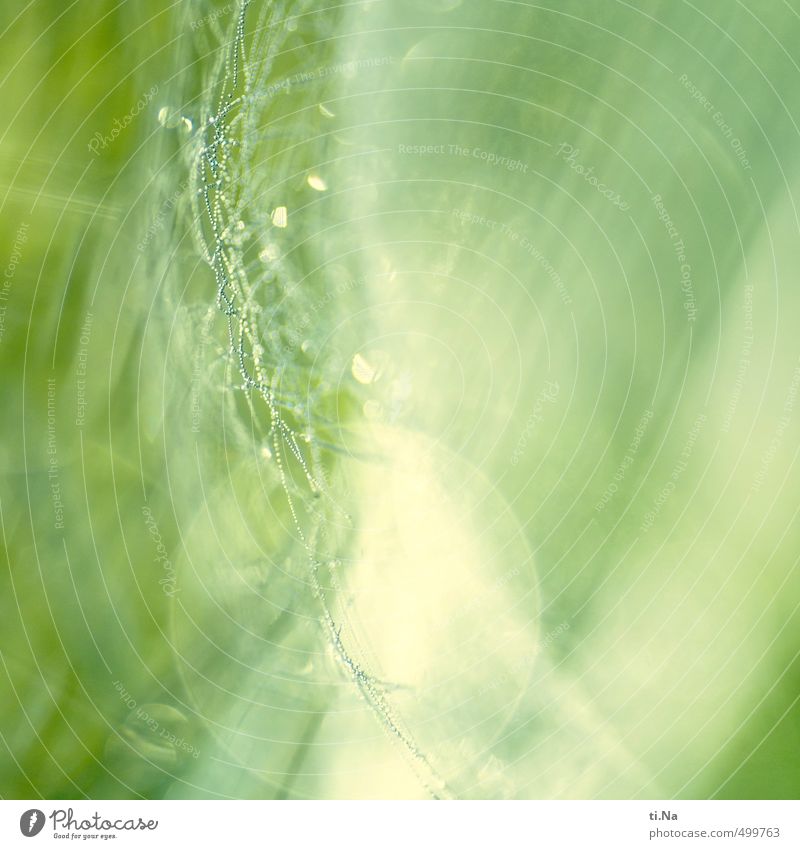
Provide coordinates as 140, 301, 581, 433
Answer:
271, 206, 288, 228
352, 353, 379, 384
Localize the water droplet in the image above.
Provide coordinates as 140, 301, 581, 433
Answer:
300, 339, 313, 354
307, 174, 327, 192
260, 445, 273, 460
236, 219, 245, 231
319, 103, 335, 118
271, 206, 288, 228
